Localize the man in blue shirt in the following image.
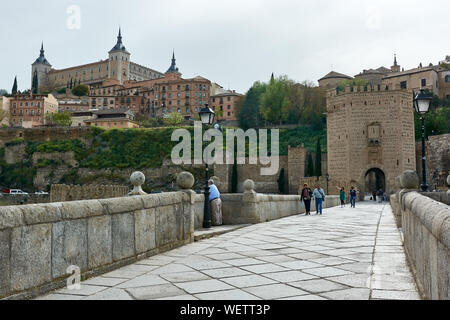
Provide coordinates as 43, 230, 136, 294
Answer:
208, 180, 222, 226
312, 184, 326, 215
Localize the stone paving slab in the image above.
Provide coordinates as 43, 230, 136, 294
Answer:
38, 202, 420, 300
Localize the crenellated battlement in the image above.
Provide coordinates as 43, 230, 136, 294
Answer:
326, 83, 413, 98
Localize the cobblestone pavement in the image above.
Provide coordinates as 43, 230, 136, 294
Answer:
38, 202, 421, 300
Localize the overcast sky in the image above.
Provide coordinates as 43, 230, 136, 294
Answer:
0, 0, 449, 93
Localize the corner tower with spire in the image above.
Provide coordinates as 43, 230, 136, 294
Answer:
391, 54, 401, 73
165, 51, 182, 80
108, 28, 131, 84
31, 42, 52, 91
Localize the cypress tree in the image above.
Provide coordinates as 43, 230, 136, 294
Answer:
277, 168, 286, 194
12, 76, 18, 95
70, 78, 73, 89
315, 137, 322, 177
306, 153, 314, 177
32, 71, 38, 94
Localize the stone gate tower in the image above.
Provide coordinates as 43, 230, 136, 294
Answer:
326, 85, 416, 194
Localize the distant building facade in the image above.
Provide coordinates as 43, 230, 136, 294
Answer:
0, 96, 10, 126
320, 55, 450, 99
88, 53, 212, 119
209, 83, 243, 121
84, 109, 139, 129
9, 93, 59, 128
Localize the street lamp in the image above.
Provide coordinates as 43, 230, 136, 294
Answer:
413, 89, 432, 192
199, 104, 215, 229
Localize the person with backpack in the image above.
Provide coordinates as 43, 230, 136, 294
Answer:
300, 183, 313, 216
313, 184, 326, 215
349, 186, 357, 208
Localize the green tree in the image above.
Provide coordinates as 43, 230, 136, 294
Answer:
414, 106, 450, 140
11, 76, 18, 95
306, 152, 314, 177
69, 78, 73, 89
236, 82, 266, 130
163, 112, 184, 126
45, 112, 72, 127
277, 168, 286, 194
439, 55, 450, 69
32, 71, 38, 94
260, 76, 289, 125
72, 84, 90, 96
0, 89, 7, 96
315, 137, 322, 177
336, 79, 368, 93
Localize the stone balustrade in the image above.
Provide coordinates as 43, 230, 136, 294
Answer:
390, 171, 450, 300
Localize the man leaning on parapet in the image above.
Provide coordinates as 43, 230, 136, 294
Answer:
209, 180, 223, 226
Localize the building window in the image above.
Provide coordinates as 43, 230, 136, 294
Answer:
421, 79, 426, 87
400, 81, 407, 89
445, 75, 450, 82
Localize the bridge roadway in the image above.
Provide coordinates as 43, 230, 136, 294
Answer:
38, 202, 421, 300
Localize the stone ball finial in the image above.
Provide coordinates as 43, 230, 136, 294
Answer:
395, 176, 402, 189
210, 176, 221, 188
399, 170, 420, 190
177, 171, 195, 190
244, 179, 255, 193
129, 171, 147, 196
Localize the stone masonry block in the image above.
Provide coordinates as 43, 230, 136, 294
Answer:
88, 215, 112, 269
11, 224, 52, 292
21, 203, 62, 225
155, 205, 180, 248
60, 200, 104, 220
100, 197, 143, 215
0, 229, 11, 297
52, 220, 88, 278
134, 209, 156, 254
112, 213, 135, 261
0, 206, 24, 230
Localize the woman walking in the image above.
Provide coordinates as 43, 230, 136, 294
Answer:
300, 183, 313, 216
338, 187, 346, 208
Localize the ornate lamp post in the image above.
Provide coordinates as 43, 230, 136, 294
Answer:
199, 104, 215, 229
325, 173, 330, 195
413, 89, 432, 192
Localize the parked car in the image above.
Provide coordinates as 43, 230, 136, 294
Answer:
2, 188, 10, 194
9, 189, 29, 196
35, 191, 49, 195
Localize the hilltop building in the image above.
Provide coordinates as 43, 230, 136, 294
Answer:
31, 29, 164, 91
319, 55, 450, 99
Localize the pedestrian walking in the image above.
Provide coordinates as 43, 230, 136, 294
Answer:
349, 186, 357, 208
313, 184, 326, 215
300, 183, 313, 216
208, 180, 222, 226
378, 189, 384, 203
372, 191, 377, 202
338, 187, 346, 208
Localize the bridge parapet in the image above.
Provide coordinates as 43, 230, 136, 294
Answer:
390, 173, 450, 300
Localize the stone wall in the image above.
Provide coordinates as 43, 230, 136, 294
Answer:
50, 184, 129, 202
415, 134, 450, 190
0, 191, 196, 300
195, 181, 340, 228
390, 191, 450, 300
0, 127, 92, 148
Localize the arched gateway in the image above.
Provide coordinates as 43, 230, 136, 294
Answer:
365, 168, 386, 193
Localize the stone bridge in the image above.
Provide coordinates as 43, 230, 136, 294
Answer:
0, 172, 448, 300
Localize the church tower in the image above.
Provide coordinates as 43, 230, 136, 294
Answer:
108, 28, 131, 84
165, 51, 182, 80
391, 54, 401, 73
31, 43, 52, 90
